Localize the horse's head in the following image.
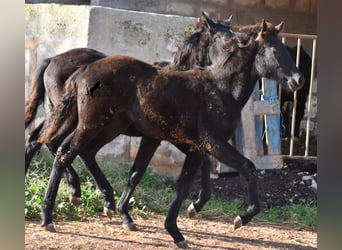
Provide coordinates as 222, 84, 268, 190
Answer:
199, 12, 238, 68
172, 12, 233, 70
253, 20, 304, 92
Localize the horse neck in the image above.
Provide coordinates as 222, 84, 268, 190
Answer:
209, 45, 260, 110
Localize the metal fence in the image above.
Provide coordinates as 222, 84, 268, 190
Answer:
279, 33, 317, 160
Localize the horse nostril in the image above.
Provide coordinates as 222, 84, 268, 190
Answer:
298, 76, 305, 86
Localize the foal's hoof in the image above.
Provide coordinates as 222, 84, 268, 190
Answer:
103, 207, 115, 219
176, 240, 190, 249
69, 195, 81, 207
187, 203, 197, 219
43, 223, 56, 232
122, 222, 137, 231
233, 215, 243, 230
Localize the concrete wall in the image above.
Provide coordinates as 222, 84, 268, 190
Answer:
89, 0, 317, 34
25, 0, 317, 34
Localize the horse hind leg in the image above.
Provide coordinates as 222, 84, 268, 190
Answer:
41, 126, 102, 231
25, 120, 45, 174
187, 155, 212, 219
117, 137, 160, 231
26, 120, 82, 206
46, 137, 82, 206
79, 149, 116, 220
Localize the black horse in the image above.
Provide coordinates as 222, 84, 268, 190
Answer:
281, 45, 312, 139
38, 17, 303, 248
25, 13, 233, 229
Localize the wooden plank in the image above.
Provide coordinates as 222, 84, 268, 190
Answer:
253, 100, 279, 116
217, 155, 283, 173
262, 79, 281, 155
234, 121, 244, 154
256, 155, 283, 169
240, 96, 258, 163
282, 155, 317, 161
252, 83, 264, 156
216, 162, 236, 173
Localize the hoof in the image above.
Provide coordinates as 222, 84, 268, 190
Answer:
43, 223, 56, 232
187, 203, 197, 219
103, 207, 115, 219
176, 240, 189, 249
122, 222, 138, 231
233, 215, 243, 230
69, 195, 81, 207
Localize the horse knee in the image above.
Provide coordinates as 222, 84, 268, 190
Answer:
56, 146, 73, 165
244, 161, 258, 181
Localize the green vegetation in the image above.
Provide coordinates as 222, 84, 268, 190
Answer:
255, 203, 317, 226
25, 155, 316, 227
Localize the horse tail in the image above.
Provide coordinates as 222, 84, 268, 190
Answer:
37, 66, 84, 144
25, 58, 51, 128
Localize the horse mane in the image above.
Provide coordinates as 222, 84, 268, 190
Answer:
171, 26, 212, 70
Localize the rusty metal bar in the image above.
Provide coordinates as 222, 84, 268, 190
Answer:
280, 33, 317, 40
289, 38, 302, 156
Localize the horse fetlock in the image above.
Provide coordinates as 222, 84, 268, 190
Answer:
187, 203, 198, 219
233, 216, 243, 230
103, 207, 115, 219
175, 240, 190, 249
122, 222, 138, 231
247, 204, 261, 215
43, 223, 56, 232
69, 195, 81, 207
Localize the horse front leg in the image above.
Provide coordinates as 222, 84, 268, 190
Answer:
164, 151, 205, 249
117, 137, 160, 231
207, 139, 260, 229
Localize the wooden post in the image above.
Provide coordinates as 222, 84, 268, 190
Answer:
252, 81, 264, 156
262, 79, 281, 155
240, 96, 258, 165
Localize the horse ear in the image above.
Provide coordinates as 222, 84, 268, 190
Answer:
256, 19, 267, 41
275, 21, 285, 33
224, 14, 233, 24
260, 19, 267, 33
201, 11, 217, 30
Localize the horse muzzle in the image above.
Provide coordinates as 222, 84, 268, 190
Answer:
287, 72, 305, 92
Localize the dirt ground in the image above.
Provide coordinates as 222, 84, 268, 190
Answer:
25, 166, 317, 249
25, 136, 317, 249
25, 213, 317, 250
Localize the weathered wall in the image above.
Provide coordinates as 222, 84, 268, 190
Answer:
25, 4, 91, 129
90, 0, 317, 34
